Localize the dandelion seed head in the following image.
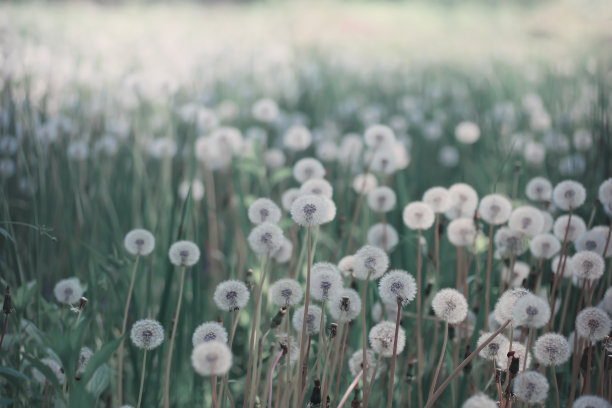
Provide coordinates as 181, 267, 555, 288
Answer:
494, 288, 530, 325
53, 277, 84, 305
337, 255, 355, 277
310, 262, 343, 301
252, 98, 279, 123
533, 333, 570, 366
509, 206, 544, 237
432, 288, 468, 324
496, 342, 532, 370
272, 237, 293, 264
191, 341, 232, 376
264, 148, 286, 169
574, 230, 607, 255
530, 233, 561, 260
192, 322, 228, 347
168, 240, 200, 266
540, 211, 554, 233
248, 198, 282, 225
213, 280, 250, 311
513, 371, 548, 404
477, 332, 509, 360
353, 245, 389, 280
348, 349, 385, 379
403, 202, 435, 230
423, 186, 452, 213
352, 173, 378, 194
316, 141, 338, 162
364, 124, 395, 148
247, 222, 284, 255
369, 321, 406, 357
512, 293, 551, 328
591, 226, 612, 257
281, 188, 301, 211
292, 304, 325, 335
570, 251, 605, 281
572, 395, 611, 408
379, 269, 417, 307
367, 186, 397, 213
501, 261, 531, 288
455, 121, 480, 144
448, 183, 479, 216
367, 223, 399, 250
553, 180, 586, 210
447, 218, 477, 247
293, 158, 325, 183
269, 278, 303, 307
290, 194, 329, 227
124, 229, 156, 256
494, 227, 528, 257
462, 394, 498, 408
283, 125, 312, 152
77, 347, 93, 374
130, 319, 164, 350
275, 333, 300, 366
576, 307, 611, 342
526, 177, 553, 202
368, 147, 398, 175
553, 215, 586, 242
478, 194, 512, 225
598, 178, 612, 213
300, 179, 333, 199
178, 179, 205, 202
328, 288, 361, 323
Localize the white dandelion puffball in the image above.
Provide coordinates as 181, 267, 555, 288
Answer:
403, 202, 435, 230
178, 179, 205, 202
191, 341, 232, 377
494, 288, 530, 325
369, 321, 406, 357
292, 304, 325, 335
462, 394, 497, 408
310, 262, 343, 302
599, 178, 612, 213
353, 244, 390, 280
211, 127, 243, 155
508, 206, 544, 237
553, 215, 586, 242
281, 188, 301, 211
551, 255, 572, 279
573, 129, 592, 151
328, 288, 361, 323
478, 194, 513, 225
290, 194, 329, 227
322, 197, 337, 224
572, 395, 611, 408
77, 347, 94, 374
32, 358, 65, 385
455, 121, 480, 144
124, 229, 155, 256
300, 179, 333, 199
379, 270, 417, 306
247, 222, 284, 255
293, 158, 325, 183
53, 277, 84, 304
513, 371, 548, 404
270, 278, 303, 307
168, 240, 200, 266
352, 173, 378, 194
423, 186, 452, 213
530, 233, 561, 260
496, 342, 532, 370
316, 141, 338, 162
512, 293, 551, 328
264, 149, 286, 169
348, 349, 385, 379
432, 288, 468, 324
524, 141, 546, 165
553, 180, 586, 210
252, 98, 279, 123
526, 177, 553, 202
494, 227, 528, 257
272, 237, 293, 263
367, 186, 397, 213
283, 125, 312, 152
447, 218, 477, 247
448, 183, 479, 216
574, 230, 607, 255
364, 124, 395, 148
213, 280, 250, 311
275, 333, 300, 366
533, 333, 570, 366
540, 211, 554, 233
368, 147, 398, 175
337, 255, 355, 277
576, 307, 611, 342
501, 261, 530, 288
248, 198, 282, 225
192, 322, 228, 347
477, 331, 509, 360
130, 319, 165, 350
367, 223, 399, 250
570, 251, 605, 281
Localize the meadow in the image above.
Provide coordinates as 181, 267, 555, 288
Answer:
1, 1, 612, 407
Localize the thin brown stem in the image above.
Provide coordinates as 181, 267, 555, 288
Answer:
361, 273, 371, 404
163, 266, 186, 408
118, 255, 140, 406
427, 322, 449, 400
416, 228, 424, 408
485, 224, 494, 330
387, 299, 402, 408
295, 226, 312, 406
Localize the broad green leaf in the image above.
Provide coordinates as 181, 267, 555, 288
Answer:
80, 336, 124, 385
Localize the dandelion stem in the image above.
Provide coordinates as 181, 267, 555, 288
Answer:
212, 376, 218, 408
338, 370, 363, 408
546, 207, 573, 331
136, 349, 147, 408
551, 365, 560, 408
428, 321, 449, 400
416, 228, 424, 408
0, 313, 8, 352
163, 265, 187, 408
118, 255, 140, 405
268, 348, 284, 408
361, 272, 371, 404
295, 226, 312, 405
387, 298, 402, 408
485, 224, 494, 330
333, 321, 351, 403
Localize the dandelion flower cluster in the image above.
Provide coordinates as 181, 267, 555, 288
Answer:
247, 198, 281, 224
494, 288, 530, 325
525, 177, 553, 202
477, 332, 509, 360
290, 194, 329, 227
512, 293, 551, 328
293, 158, 325, 183
478, 194, 512, 225
422, 187, 452, 213
508, 206, 544, 237
575, 307, 611, 342
553, 180, 586, 210
310, 262, 343, 301
530, 233, 561, 259
292, 304, 325, 335
570, 251, 605, 281
247, 222, 284, 255
447, 218, 477, 247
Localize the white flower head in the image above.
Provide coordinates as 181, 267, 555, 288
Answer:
192, 322, 228, 347
598, 178, 612, 213
462, 394, 497, 408
337, 255, 355, 277
281, 188, 301, 211
124, 229, 156, 256
513, 371, 548, 404
448, 183, 479, 217
530, 233, 561, 260
403, 201, 435, 230
367, 186, 397, 213
369, 321, 406, 357
316, 141, 338, 162
353, 245, 389, 280
447, 218, 477, 247
574, 230, 607, 254
477, 331, 509, 360
432, 288, 468, 324
423, 187, 452, 213
494, 288, 530, 325
367, 223, 399, 250
455, 121, 480, 144
533, 333, 570, 366
553, 215, 587, 242
293, 158, 325, 183
328, 288, 361, 323
213, 280, 250, 311
573, 395, 611, 408
168, 240, 200, 266
300, 179, 333, 199
247, 222, 284, 255
570, 251, 605, 281
130, 319, 165, 350
191, 341, 232, 376
369, 147, 398, 175
379, 270, 417, 307
283, 125, 312, 152
352, 173, 378, 194
364, 124, 395, 148
576, 307, 611, 342
310, 262, 344, 302
290, 194, 329, 227
508, 206, 544, 237
269, 278, 303, 307
348, 349, 385, 379
496, 342, 532, 371
77, 347, 94, 374
512, 293, 551, 328
178, 179, 205, 202
526, 177, 553, 202
272, 237, 293, 263
292, 304, 325, 335
501, 261, 531, 288
553, 180, 586, 210
264, 149, 286, 169
248, 198, 282, 225
252, 98, 279, 123
478, 194, 513, 225
53, 278, 84, 305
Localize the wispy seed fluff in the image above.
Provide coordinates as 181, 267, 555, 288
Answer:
310, 262, 344, 301
379, 270, 417, 306
462, 394, 497, 408
533, 333, 570, 366
574, 230, 607, 254
403, 201, 435, 230
337, 255, 355, 277
512, 293, 551, 328
496, 342, 532, 370
530, 233, 561, 260
272, 237, 293, 263
525, 177, 553, 202
508, 206, 544, 237
247, 222, 284, 255
192, 322, 228, 347
570, 251, 605, 281
124, 229, 156, 256
494, 288, 530, 325
367, 223, 399, 250
353, 244, 390, 280
553, 180, 587, 210
367, 186, 397, 213
213, 280, 250, 311
448, 183, 479, 217
130, 319, 165, 350
316, 141, 338, 162
598, 178, 612, 213
293, 158, 325, 183
540, 211, 554, 233
432, 288, 468, 324
455, 121, 480, 144
247, 198, 281, 225
477, 331, 509, 360
168, 240, 200, 267
292, 304, 325, 335
352, 173, 378, 194
283, 125, 312, 152
328, 288, 361, 322
290, 194, 329, 227
572, 395, 611, 408
576, 307, 611, 342
191, 341, 232, 376
501, 261, 530, 288
348, 349, 385, 379
252, 98, 279, 123
513, 371, 549, 404
369, 321, 406, 357
478, 194, 512, 225
364, 124, 395, 148
281, 188, 301, 211
322, 197, 337, 224
447, 218, 477, 247
422, 186, 452, 213
553, 215, 587, 242
300, 179, 333, 199
53, 277, 84, 304
368, 147, 398, 175
269, 278, 303, 307
494, 227, 528, 257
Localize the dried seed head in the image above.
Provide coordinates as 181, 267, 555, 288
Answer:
130, 319, 164, 350
124, 229, 156, 256
191, 341, 233, 377
192, 322, 228, 347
